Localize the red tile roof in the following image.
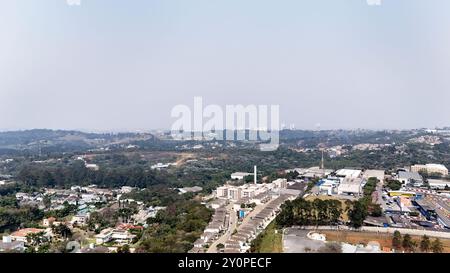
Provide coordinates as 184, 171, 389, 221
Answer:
11, 228, 44, 238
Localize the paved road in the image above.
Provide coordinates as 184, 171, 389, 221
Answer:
283, 228, 326, 253
207, 196, 281, 252
375, 179, 384, 205
207, 203, 237, 253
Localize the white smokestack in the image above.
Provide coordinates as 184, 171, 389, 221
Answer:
254, 165, 257, 185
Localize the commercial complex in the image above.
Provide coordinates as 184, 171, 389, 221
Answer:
216, 179, 288, 202
411, 164, 449, 176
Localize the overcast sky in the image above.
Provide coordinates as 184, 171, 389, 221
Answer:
1, 0, 450, 132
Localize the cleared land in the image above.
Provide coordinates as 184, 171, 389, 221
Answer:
322, 230, 450, 252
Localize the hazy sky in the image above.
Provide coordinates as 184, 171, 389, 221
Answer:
1, 0, 450, 132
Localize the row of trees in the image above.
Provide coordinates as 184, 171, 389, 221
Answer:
392, 231, 444, 253
386, 180, 402, 191
276, 198, 343, 227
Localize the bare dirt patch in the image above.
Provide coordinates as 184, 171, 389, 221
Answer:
322, 230, 450, 252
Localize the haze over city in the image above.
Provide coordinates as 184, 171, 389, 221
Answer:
2, 0, 450, 262
1, 0, 450, 132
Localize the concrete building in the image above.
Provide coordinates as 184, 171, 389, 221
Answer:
217, 177, 292, 203
336, 169, 362, 178
216, 186, 230, 199
227, 187, 242, 201
272, 178, 288, 189
95, 228, 136, 245
111, 229, 136, 244
71, 213, 90, 226
398, 171, 423, 186
10, 228, 45, 243
363, 170, 385, 182
42, 217, 57, 227
95, 228, 113, 244
337, 177, 364, 196
294, 167, 334, 179
217, 182, 271, 202
411, 164, 448, 176
230, 172, 252, 180
317, 178, 342, 195
0, 236, 25, 252
428, 179, 450, 190
178, 186, 203, 194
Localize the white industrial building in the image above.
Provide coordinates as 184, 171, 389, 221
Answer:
318, 177, 342, 195
216, 179, 287, 202
291, 167, 334, 179
397, 171, 423, 186
230, 172, 253, 180
336, 169, 362, 178
362, 170, 385, 182
337, 177, 365, 196
411, 164, 448, 176
428, 179, 450, 190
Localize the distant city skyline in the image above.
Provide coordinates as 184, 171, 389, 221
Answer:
1, 1, 450, 131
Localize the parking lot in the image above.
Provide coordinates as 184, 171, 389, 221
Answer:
282, 228, 326, 253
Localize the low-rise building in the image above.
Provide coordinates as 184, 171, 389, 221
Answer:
120, 186, 134, 194
336, 169, 362, 178
398, 171, 423, 186
337, 177, 364, 196
111, 229, 136, 244
294, 167, 334, 179
85, 164, 100, 171
362, 170, 385, 182
71, 213, 90, 226
95, 228, 114, 244
0, 236, 25, 252
230, 172, 252, 180
428, 179, 450, 190
272, 178, 288, 189
42, 217, 56, 227
178, 186, 203, 194
193, 238, 206, 248
317, 177, 342, 195
95, 228, 136, 245
411, 164, 448, 176
10, 228, 45, 243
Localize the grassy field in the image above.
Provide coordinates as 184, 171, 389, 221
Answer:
323, 230, 450, 253
252, 221, 283, 253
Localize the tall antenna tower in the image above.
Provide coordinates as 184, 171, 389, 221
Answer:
254, 165, 257, 185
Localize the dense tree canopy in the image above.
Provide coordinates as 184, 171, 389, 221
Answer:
276, 198, 343, 227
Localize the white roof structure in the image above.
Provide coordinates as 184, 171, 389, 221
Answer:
428, 179, 450, 188
417, 164, 448, 171
336, 169, 362, 178
230, 172, 252, 179
362, 170, 385, 181
338, 183, 361, 195
337, 177, 363, 195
